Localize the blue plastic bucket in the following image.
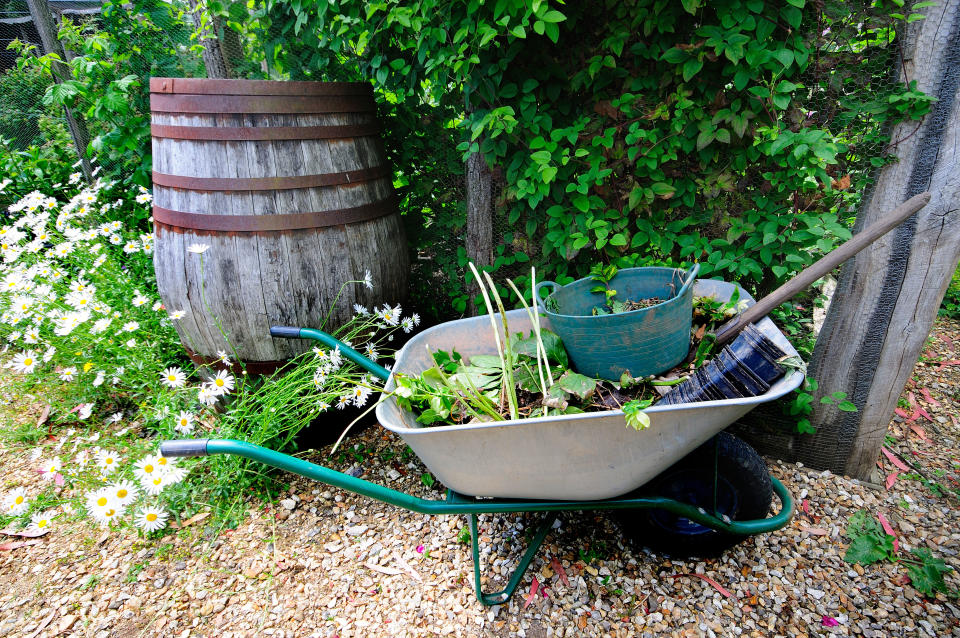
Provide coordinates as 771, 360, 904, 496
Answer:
536, 265, 699, 380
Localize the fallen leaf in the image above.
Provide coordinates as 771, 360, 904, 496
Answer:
578, 616, 587, 629
1, 526, 49, 538
36, 405, 50, 426
802, 499, 811, 518
822, 616, 840, 627
54, 473, 64, 487
831, 174, 851, 190
877, 512, 899, 553
364, 562, 404, 576
937, 359, 960, 371
909, 424, 927, 441
394, 554, 422, 582
916, 407, 933, 422
551, 557, 570, 587
524, 577, 540, 610
169, 512, 210, 529
881, 447, 910, 472
919, 387, 940, 407
941, 335, 955, 351
907, 391, 917, 408
0, 539, 42, 551
894, 407, 911, 420
671, 573, 735, 598
886, 471, 899, 490
800, 526, 829, 536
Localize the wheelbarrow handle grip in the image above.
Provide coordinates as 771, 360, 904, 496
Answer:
160, 439, 210, 458
270, 326, 302, 339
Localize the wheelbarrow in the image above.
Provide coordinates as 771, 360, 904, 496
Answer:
161, 278, 801, 605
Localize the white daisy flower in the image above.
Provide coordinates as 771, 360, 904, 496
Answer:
353, 303, 368, 316
208, 370, 235, 396
187, 243, 209, 254
122, 321, 139, 332
169, 310, 185, 320
136, 507, 168, 533
197, 386, 218, 406
141, 472, 169, 496
96, 449, 120, 474
42, 346, 56, 363
411, 313, 421, 326
9, 350, 38, 374
174, 411, 194, 434
352, 384, 372, 408
4, 487, 29, 515
362, 269, 373, 290
125, 338, 136, 348
161, 367, 186, 388
122, 241, 139, 254
106, 480, 138, 507
40, 457, 61, 479
28, 510, 54, 533
401, 317, 415, 333
336, 395, 351, 410
58, 366, 77, 382
133, 455, 161, 483
364, 344, 378, 362
92, 371, 105, 386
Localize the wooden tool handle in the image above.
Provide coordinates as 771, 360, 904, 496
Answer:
713, 191, 932, 346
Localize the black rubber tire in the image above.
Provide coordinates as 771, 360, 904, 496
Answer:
614, 431, 772, 558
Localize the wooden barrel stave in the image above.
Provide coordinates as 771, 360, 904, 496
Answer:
151, 81, 407, 364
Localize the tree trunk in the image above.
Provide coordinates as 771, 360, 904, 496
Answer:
465, 146, 494, 315
188, 0, 234, 79
25, 0, 92, 181
797, 0, 960, 480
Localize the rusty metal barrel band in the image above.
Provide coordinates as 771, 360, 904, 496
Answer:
150, 77, 372, 97
152, 198, 395, 232
150, 94, 376, 115
151, 165, 391, 192
150, 122, 381, 141
183, 344, 289, 376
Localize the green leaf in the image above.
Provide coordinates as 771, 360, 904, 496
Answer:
682, 57, 703, 82
715, 128, 730, 144
696, 130, 714, 151
773, 49, 795, 69
540, 9, 566, 22
837, 401, 858, 412
623, 398, 653, 430
558, 371, 597, 400
680, 0, 701, 14
420, 472, 436, 487
609, 233, 627, 246
661, 47, 688, 64
785, 0, 805, 7
782, 6, 802, 28
844, 534, 892, 565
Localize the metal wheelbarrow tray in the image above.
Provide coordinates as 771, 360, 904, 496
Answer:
377, 279, 803, 500
162, 279, 800, 605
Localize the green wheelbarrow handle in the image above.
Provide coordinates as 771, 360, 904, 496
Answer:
270, 325, 391, 381
161, 439, 794, 604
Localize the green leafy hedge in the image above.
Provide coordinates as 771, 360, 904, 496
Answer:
258, 0, 932, 313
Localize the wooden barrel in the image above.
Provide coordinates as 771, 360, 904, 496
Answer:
150, 77, 408, 370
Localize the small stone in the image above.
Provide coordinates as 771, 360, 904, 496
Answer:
58, 616, 77, 633
174, 561, 187, 571
280, 499, 297, 511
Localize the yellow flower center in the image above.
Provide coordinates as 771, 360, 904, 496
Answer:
97, 497, 107, 507
215, 379, 224, 387
14, 496, 23, 504
158, 458, 168, 466
152, 477, 162, 486
23, 358, 32, 366
144, 464, 154, 473
146, 513, 157, 522
168, 375, 176, 382
37, 520, 47, 528
117, 489, 127, 499
105, 509, 115, 517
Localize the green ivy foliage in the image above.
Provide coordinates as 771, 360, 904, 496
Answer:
262, 0, 932, 313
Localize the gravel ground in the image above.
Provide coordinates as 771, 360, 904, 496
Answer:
3, 320, 960, 637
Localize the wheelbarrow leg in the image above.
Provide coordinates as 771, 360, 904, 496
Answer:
468, 512, 557, 606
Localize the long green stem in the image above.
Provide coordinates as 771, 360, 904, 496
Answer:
506, 277, 549, 398
481, 270, 519, 420
468, 263, 518, 420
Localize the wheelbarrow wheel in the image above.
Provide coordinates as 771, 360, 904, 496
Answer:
615, 432, 772, 558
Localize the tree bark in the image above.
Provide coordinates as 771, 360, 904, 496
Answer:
465, 146, 494, 315
25, 0, 92, 181
797, 0, 960, 480
188, 0, 235, 79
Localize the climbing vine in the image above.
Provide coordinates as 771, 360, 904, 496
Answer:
208, 0, 934, 313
